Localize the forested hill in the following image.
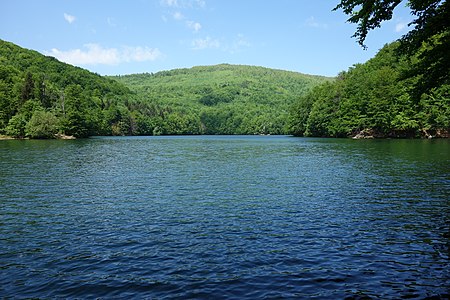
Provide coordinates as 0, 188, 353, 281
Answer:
109, 65, 331, 135
289, 42, 450, 138
2, 39, 448, 139
0, 39, 331, 137
0, 39, 132, 138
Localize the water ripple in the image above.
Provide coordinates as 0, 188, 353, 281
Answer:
0, 136, 449, 299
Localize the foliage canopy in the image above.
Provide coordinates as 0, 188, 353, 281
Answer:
288, 0, 449, 138
110, 65, 330, 135
0, 40, 330, 137
289, 42, 450, 138
334, 0, 449, 95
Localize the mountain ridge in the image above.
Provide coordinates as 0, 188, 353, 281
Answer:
0, 39, 330, 137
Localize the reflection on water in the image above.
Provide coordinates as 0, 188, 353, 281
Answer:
0, 136, 449, 298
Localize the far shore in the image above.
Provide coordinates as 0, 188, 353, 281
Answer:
1, 132, 449, 140
0, 135, 17, 140
0, 134, 76, 140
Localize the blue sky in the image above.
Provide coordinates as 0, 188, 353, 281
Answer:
1, 0, 414, 77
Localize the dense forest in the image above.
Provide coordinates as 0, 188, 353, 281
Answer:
0, 40, 131, 138
294, 0, 450, 139
110, 65, 330, 135
1, 0, 449, 139
0, 39, 329, 138
289, 41, 450, 138
1, 32, 449, 139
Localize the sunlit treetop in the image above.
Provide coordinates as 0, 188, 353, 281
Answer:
334, 0, 449, 95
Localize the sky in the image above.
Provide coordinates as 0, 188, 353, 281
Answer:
1, 0, 414, 77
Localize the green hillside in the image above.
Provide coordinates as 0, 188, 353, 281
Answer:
0, 39, 132, 138
2, 39, 448, 139
110, 64, 331, 135
0, 39, 331, 137
289, 42, 450, 138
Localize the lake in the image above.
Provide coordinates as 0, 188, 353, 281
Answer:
0, 136, 449, 299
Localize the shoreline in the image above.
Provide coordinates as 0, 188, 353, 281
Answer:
0, 134, 76, 140
0, 135, 17, 140
2, 133, 449, 140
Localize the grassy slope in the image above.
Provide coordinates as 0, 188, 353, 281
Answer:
1, 39, 333, 136
111, 64, 333, 111
0, 39, 130, 97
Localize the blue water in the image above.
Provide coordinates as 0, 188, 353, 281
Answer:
1, 136, 449, 299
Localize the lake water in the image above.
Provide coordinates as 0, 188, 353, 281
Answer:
0, 136, 449, 299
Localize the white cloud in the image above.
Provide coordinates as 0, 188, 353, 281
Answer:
186, 20, 202, 32
162, 0, 204, 33
191, 37, 220, 50
193, 0, 206, 8
229, 34, 251, 53
173, 11, 184, 20
161, 0, 179, 7
107, 17, 116, 27
305, 16, 328, 29
161, 0, 205, 8
64, 13, 76, 24
171, 12, 202, 32
121, 46, 163, 62
189, 34, 250, 52
46, 44, 162, 66
395, 22, 408, 32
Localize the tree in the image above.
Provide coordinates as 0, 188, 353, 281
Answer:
60, 84, 89, 137
21, 71, 35, 103
289, 90, 317, 136
334, 0, 449, 95
304, 82, 343, 137
5, 113, 27, 138
0, 65, 20, 128
25, 110, 59, 138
